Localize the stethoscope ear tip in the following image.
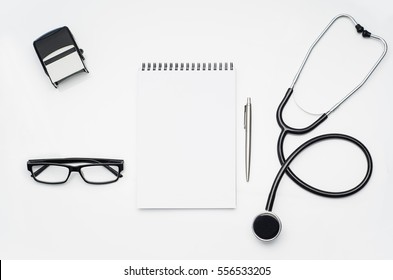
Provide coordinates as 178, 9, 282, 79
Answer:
253, 212, 282, 241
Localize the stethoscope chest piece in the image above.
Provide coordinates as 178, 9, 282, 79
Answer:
253, 212, 282, 241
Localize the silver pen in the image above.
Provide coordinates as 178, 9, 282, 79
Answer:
244, 97, 252, 182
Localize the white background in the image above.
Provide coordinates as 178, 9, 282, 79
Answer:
0, 0, 392, 259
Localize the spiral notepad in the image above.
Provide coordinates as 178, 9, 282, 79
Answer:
137, 62, 236, 208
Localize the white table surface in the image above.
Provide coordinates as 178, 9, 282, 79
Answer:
0, 0, 392, 259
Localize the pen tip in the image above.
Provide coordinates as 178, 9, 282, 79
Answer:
247, 97, 251, 104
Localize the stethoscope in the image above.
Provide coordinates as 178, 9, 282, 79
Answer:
253, 14, 388, 242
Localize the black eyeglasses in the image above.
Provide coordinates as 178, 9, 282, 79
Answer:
27, 158, 124, 185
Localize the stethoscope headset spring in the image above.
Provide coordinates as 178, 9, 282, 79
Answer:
253, 14, 388, 242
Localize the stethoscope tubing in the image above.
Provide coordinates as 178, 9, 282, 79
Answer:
264, 13, 387, 212
266, 111, 373, 212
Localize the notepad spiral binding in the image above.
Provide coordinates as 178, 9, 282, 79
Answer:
141, 62, 234, 71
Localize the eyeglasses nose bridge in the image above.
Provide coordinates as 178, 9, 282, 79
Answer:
69, 166, 81, 172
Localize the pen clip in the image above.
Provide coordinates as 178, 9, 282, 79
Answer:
244, 105, 247, 129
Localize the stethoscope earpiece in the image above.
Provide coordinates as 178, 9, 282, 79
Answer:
253, 212, 282, 242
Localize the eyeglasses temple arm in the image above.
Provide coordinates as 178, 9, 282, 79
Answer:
32, 165, 49, 177
103, 165, 123, 178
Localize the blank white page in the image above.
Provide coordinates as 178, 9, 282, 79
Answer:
137, 63, 236, 208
